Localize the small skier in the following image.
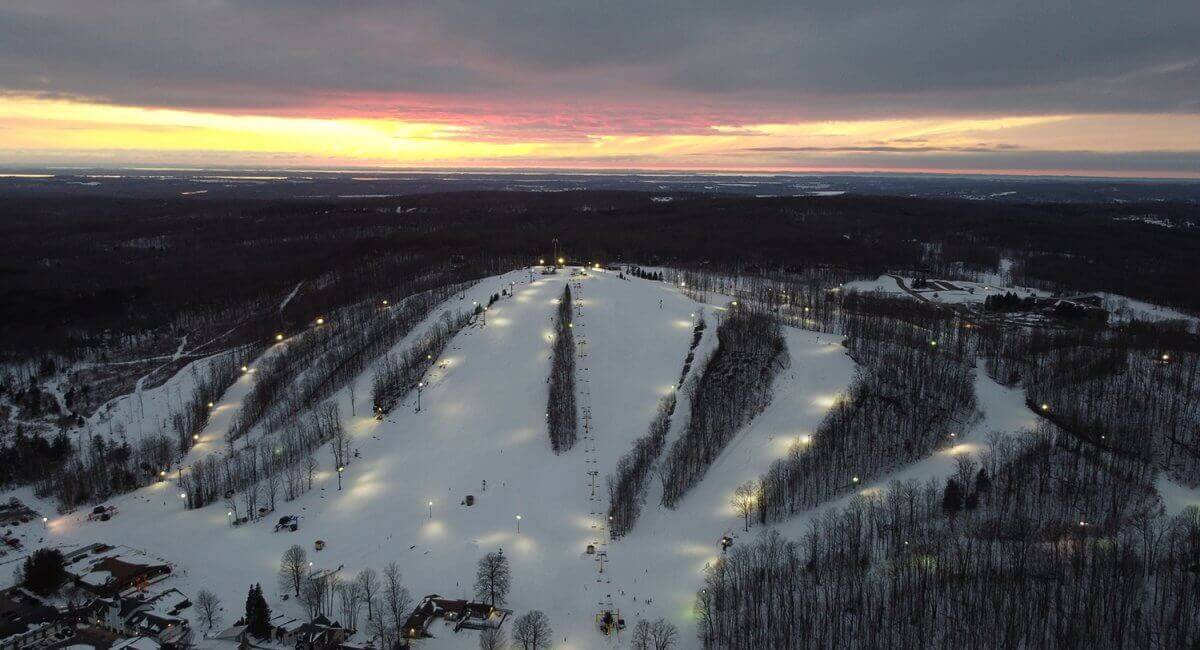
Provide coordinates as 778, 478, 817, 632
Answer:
481, 479, 488, 492
659, 299, 663, 309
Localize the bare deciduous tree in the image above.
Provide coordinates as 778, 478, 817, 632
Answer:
196, 589, 222, 631
479, 626, 506, 650
512, 610, 552, 650
354, 568, 379, 621
474, 551, 511, 607
338, 580, 363, 631
732, 481, 758, 532
279, 544, 308, 597
650, 618, 679, 650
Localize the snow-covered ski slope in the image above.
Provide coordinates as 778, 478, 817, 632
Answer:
28, 267, 1038, 648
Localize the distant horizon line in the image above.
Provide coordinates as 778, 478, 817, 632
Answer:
1, 164, 1197, 183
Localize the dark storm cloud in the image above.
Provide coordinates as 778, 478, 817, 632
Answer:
0, 0, 1197, 120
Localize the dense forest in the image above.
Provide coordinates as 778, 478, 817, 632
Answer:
698, 425, 1198, 649
2, 189, 1199, 645
4, 191, 1199, 364
983, 321, 1200, 485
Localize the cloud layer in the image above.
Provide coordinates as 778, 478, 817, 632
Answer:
1, 1, 1198, 174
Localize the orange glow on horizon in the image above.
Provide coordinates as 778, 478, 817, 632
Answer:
2, 95, 1198, 178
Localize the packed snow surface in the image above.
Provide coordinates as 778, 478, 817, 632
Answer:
18, 268, 1046, 648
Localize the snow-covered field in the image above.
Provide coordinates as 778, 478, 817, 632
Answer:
9, 268, 1059, 648
845, 274, 1197, 327
844, 274, 1049, 305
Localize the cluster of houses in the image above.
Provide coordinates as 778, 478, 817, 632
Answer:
63, 545, 174, 597
0, 539, 510, 650
0, 543, 189, 650
87, 588, 193, 648
401, 594, 509, 640
0, 587, 72, 650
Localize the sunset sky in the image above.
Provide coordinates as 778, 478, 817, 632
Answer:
1, 1, 1198, 177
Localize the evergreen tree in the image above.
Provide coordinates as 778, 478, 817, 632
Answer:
245, 583, 272, 638
20, 548, 67, 595
942, 478, 964, 516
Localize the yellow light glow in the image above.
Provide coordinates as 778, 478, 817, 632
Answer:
3, 96, 1198, 177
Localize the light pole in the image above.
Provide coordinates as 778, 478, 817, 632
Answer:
416, 382, 424, 413
516, 515, 521, 534
428, 501, 433, 519
337, 465, 344, 491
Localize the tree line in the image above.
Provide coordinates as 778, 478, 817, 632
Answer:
698, 423, 1199, 648
371, 309, 473, 414
547, 285, 578, 453
169, 346, 259, 453
232, 281, 473, 440
608, 311, 709, 537
757, 293, 979, 522
180, 402, 343, 518
33, 430, 176, 510
982, 318, 1200, 486
660, 309, 787, 507
607, 394, 676, 538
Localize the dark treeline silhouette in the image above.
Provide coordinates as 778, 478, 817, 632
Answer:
984, 291, 1040, 312
0, 429, 72, 488
7, 192, 1198, 367
758, 292, 978, 521
983, 319, 1200, 485
676, 314, 707, 387
699, 424, 1199, 649
36, 432, 176, 509
371, 309, 472, 413
660, 309, 787, 507
547, 285, 578, 453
